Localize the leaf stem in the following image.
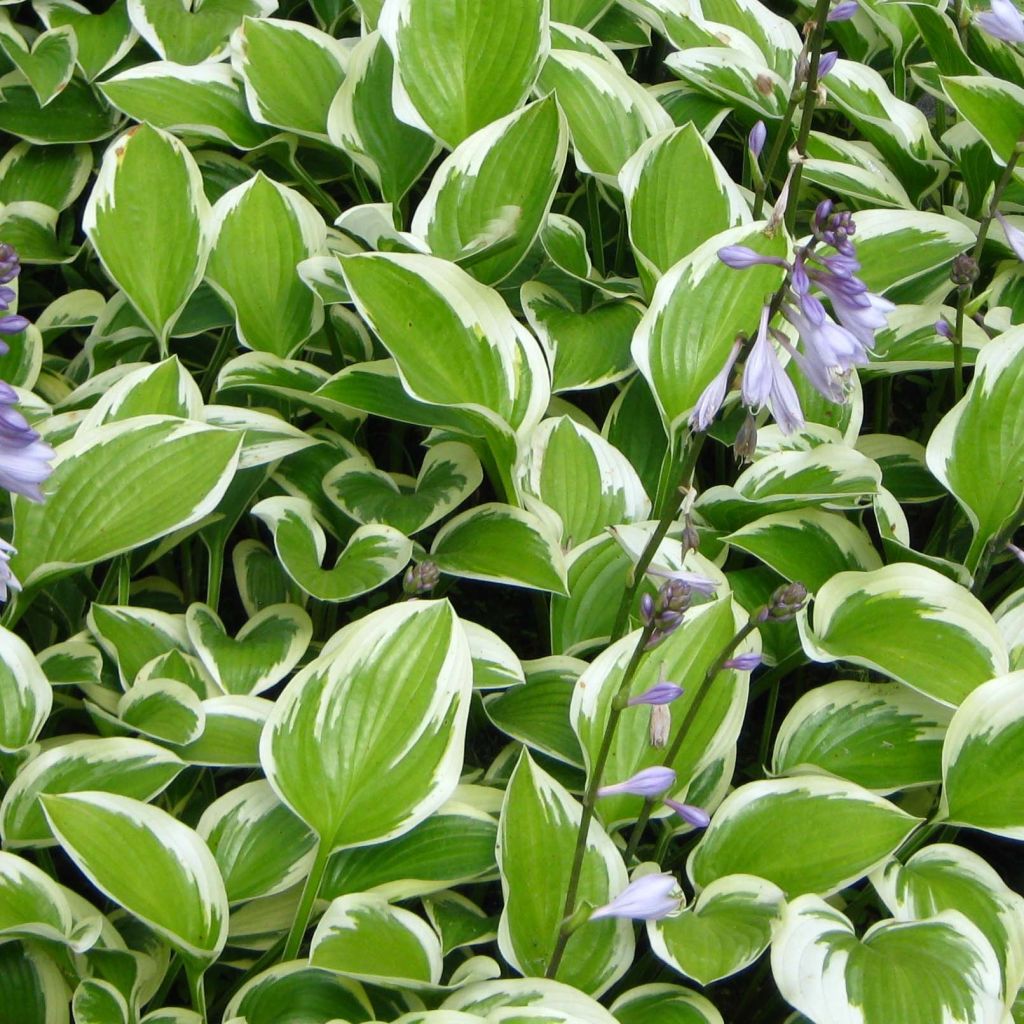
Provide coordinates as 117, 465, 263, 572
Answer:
206, 541, 224, 612
623, 618, 759, 862
185, 963, 207, 1024
587, 176, 606, 278
282, 837, 331, 962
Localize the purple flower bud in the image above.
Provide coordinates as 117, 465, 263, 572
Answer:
0, 244, 20, 285
828, 0, 859, 18
627, 680, 684, 706
724, 652, 762, 671
975, 0, 1024, 42
0, 315, 28, 336
718, 245, 788, 270
935, 318, 954, 340
589, 873, 683, 922
748, 120, 767, 159
639, 592, 655, 625
665, 799, 711, 829
817, 51, 839, 78
996, 212, 1024, 262
768, 581, 809, 621
598, 766, 677, 799
646, 564, 718, 597
403, 560, 440, 595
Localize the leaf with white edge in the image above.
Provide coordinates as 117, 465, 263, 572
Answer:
443, 977, 619, 1021
799, 563, 1008, 706
340, 252, 550, 442
127, 0, 276, 64
379, 0, 548, 148
463, 621, 526, 691
117, 678, 205, 745
261, 599, 472, 851
73, 979, 131, 1024
87, 603, 188, 688
0, 850, 92, 949
942, 75, 1024, 172
36, 0, 137, 81
552, 0, 614, 25
633, 222, 788, 438
223, 962, 374, 1024
726, 508, 882, 591
611, 984, 724, 1024
322, 442, 482, 535
232, 15, 348, 139
0, 74, 120, 145
857, 434, 945, 503
327, 31, 438, 205
620, 123, 749, 292
927, 328, 1024, 572
205, 173, 326, 357
252, 496, 412, 602
311, 893, 443, 988
170, 695, 270, 767
198, 780, 315, 904
83, 125, 211, 348
1, 737, 184, 847
99, 61, 272, 150
38, 639, 102, 688
411, 96, 567, 285
203, 405, 318, 470
186, 602, 311, 697
649, 875, 784, 986
871, 303, 991, 374
0, 23, 76, 107
535, 49, 671, 184
772, 680, 952, 793
0, 627, 52, 752
496, 750, 632, 995
771, 895, 1004, 1024
42, 792, 229, 965
430, 502, 568, 595
11, 417, 241, 593
425, 892, 496, 955
0, 141, 92, 211
79, 356, 203, 431
874, 844, 1024, 997
665, 46, 786, 119
525, 416, 650, 545
941, 671, 1024, 839
687, 776, 921, 897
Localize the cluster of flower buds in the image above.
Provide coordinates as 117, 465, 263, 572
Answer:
402, 560, 441, 596
757, 581, 810, 622
949, 253, 980, 288
0, 245, 29, 342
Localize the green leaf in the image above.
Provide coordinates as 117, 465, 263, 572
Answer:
127, 0, 275, 64
252, 496, 412, 602
772, 680, 951, 793
261, 600, 472, 851
0, 73, 119, 144
665, 47, 787, 119
941, 671, 1024, 839
0, 23, 76, 107
79, 356, 202, 428
799, 563, 1008, 706
0, 850, 92, 949
687, 776, 921, 896
86, 603, 188, 688
379, 0, 548, 148
224, 964, 372, 1024
117, 678, 204, 745
169, 694, 270, 767
0, 627, 51, 752
231, 15, 348, 138
633, 222, 788, 438
649, 874, 784, 986
11, 417, 241, 592
0, 944, 69, 1024
83, 124, 211, 347
186, 602, 311, 697
73, 979, 131, 1024
430, 502, 569, 594
411, 96, 567, 285
42, 792, 229, 965
443, 977, 619, 1020
772, 896, 1003, 1024
311, 893, 442, 987
0, 141, 92, 211
942, 74, 1024, 171
37, 0, 136, 81
0, 737, 183, 847
611, 985, 723, 1024
927, 328, 1024, 571
497, 750, 632, 995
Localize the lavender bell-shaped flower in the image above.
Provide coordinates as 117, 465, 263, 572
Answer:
741, 305, 805, 434
827, 0, 859, 19
0, 538, 20, 602
0, 398, 55, 503
690, 339, 742, 432
598, 766, 677, 799
996, 212, 1024, 261
589, 873, 683, 921
976, 0, 1024, 42
724, 652, 762, 671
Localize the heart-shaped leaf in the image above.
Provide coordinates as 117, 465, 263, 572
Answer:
37, 0, 137, 81
117, 677, 205, 745
128, 0, 276, 64
0, 23, 77, 107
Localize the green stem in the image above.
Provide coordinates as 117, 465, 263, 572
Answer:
206, 541, 224, 612
185, 963, 207, 1023
753, 90, 802, 220
587, 176, 606, 278
282, 838, 331, 962
199, 327, 234, 400
895, 816, 942, 862
117, 555, 131, 606
624, 619, 760, 862
545, 621, 656, 980
757, 672, 782, 770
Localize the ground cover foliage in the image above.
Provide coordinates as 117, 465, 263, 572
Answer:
1, 0, 1024, 1021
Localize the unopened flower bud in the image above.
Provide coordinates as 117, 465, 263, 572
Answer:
665, 799, 711, 829
598, 766, 677, 799
649, 704, 671, 748
766, 581, 809, 621
403, 560, 440, 596
681, 519, 701, 556
0, 244, 20, 285
950, 253, 979, 287
748, 120, 767, 159
817, 50, 839, 78
828, 1, 859, 19
626, 677, 684, 706
734, 412, 758, 462
935, 318, 954, 340
589, 873, 683, 921
639, 592, 656, 625
724, 652, 762, 672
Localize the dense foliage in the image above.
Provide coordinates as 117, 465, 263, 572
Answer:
1, 0, 1024, 1022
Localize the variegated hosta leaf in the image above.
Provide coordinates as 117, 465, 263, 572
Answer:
223, 962, 374, 1024
874, 844, 1024, 998
772, 680, 952, 793
941, 671, 1024, 839
379, 0, 549, 148
620, 123, 749, 292
170, 694, 270, 767
0, 627, 52, 752
942, 74, 1024, 172
322, 442, 483, 535
442, 975, 620, 1021
261, 600, 473, 851
127, 0, 276, 64
86, 603, 188, 689
648, 875, 784, 986
611, 985, 723, 1024
252, 496, 412, 602
535, 47, 671, 184
632, 222, 788, 438
185, 602, 311, 697
665, 47, 787, 120
0, 850, 96, 950
572, 598, 751, 829
496, 750, 633, 996
799, 563, 1008, 706
78, 356, 202, 431
35, 1, 137, 81
0, 140, 92, 213
411, 96, 568, 285
524, 416, 650, 546
310, 893, 443, 988
83, 124, 211, 348
551, 0, 614, 26
73, 979, 131, 1024
429, 502, 569, 595
687, 776, 921, 897
0, 22, 77, 108
42, 792, 229, 966
117, 677, 205, 745
926, 328, 1024, 572
772, 896, 1004, 1024
11, 417, 242, 593
205, 173, 326, 357
0, 737, 184, 847
0, 943, 68, 1024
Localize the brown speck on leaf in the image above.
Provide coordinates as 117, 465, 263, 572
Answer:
755, 75, 774, 96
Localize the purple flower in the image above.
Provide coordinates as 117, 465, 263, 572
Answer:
779, 302, 868, 402
589, 873, 683, 921
935, 318, 954, 340
741, 307, 805, 434
724, 652, 762, 671
598, 766, 677, 799
690, 339, 741, 432
996, 212, 1024, 261
0, 245, 19, 285
748, 120, 767, 159
665, 799, 711, 828
817, 50, 839, 78
0, 403, 54, 503
0, 538, 20, 603
828, 1, 859, 19
717, 245, 787, 270
0, 314, 28, 338
646, 564, 718, 596
976, 0, 1024, 41
627, 679, 684, 706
